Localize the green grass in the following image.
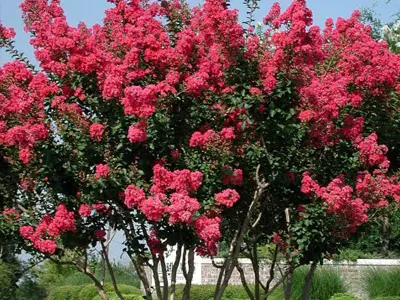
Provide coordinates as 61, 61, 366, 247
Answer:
329, 293, 362, 300
173, 267, 344, 300
288, 266, 346, 300
47, 283, 142, 300
365, 267, 400, 298
45, 264, 345, 300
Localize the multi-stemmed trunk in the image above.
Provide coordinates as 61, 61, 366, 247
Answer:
214, 165, 269, 300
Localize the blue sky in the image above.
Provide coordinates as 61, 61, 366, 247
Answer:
1, 0, 399, 66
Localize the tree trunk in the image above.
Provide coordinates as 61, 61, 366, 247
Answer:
169, 245, 182, 300
49, 256, 109, 300
77, 265, 109, 300
123, 216, 153, 299
264, 245, 279, 296
381, 210, 390, 256
102, 242, 125, 300
123, 223, 153, 298
284, 267, 293, 300
159, 254, 169, 300
301, 262, 318, 300
236, 262, 255, 300
261, 267, 292, 300
251, 242, 260, 300
151, 257, 163, 300
131, 255, 153, 300
182, 247, 195, 300
214, 170, 268, 300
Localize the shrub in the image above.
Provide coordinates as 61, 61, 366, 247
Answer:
373, 298, 400, 300
366, 268, 400, 298
47, 285, 83, 300
109, 284, 141, 295
93, 293, 143, 300
175, 271, 345, 300
77, 284, 101, 300
0, 262, 16, 300
91, 284, 142, 299
175, 285, 253, 300
290, 266, 346, 300
332, 248, 374, 262
222, 285, 256, 299
42, 261, 141, 288
47, 283, 142, 300
329, 293, 362, 300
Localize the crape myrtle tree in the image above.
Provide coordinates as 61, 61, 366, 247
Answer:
0, 0, 400, 300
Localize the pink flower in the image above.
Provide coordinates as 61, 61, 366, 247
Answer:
48, 204, 76, 236
0, 24, 16, 40
220, 127, 235, 140
222, 168, 243, 186
94, 229, 106, 240
150, 164, 174, 194
20, 226, 34, 239
249, 87, 262, 95
189, 130, 218, 148
171, 169, 203, 194
147, 227, 164, 256
189, 132, 205, 147
19, 148, 32, 165
78, 204, 91, 217
194, 216, 221, 244
89, 123, 105, 142
171, 149, 180, 159
214, 189, 240, 208
167, 193, 200, 224
193, 204, 224, 256
141, 194, 166, 222
34, 240, 57, 254
124, 185, 146, 208
92, 203, 109, 214
127, 122, 147, 143
2, 208, 20, 221
95, 164, 110, 179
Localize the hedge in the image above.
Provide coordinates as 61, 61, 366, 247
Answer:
47, 283, 142, 300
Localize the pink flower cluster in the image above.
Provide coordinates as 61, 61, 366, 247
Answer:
356, 170, 400, 207
2, 208, 20, 221
78, 204, 92, 217
0, 23, 16, 40
147, 227, 164, 256
357, 133, 390, 170
189, 128, 236, 148
89, 123, 105, 142
124, 185, 146, 209
150, 164, 203, 195
259, 1, 400, 162
0, 62, 57, 164
221, 167, 243, 186
194, 216, 221, 256
95, 164, 110, 179
214, 189, 240, 208
124, 165, 203, 223
127, 122, 147, 143
94, 229, 106, 241
19, 204, 76, 254
301, 173, 369, 233
168, 193, 200, 224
